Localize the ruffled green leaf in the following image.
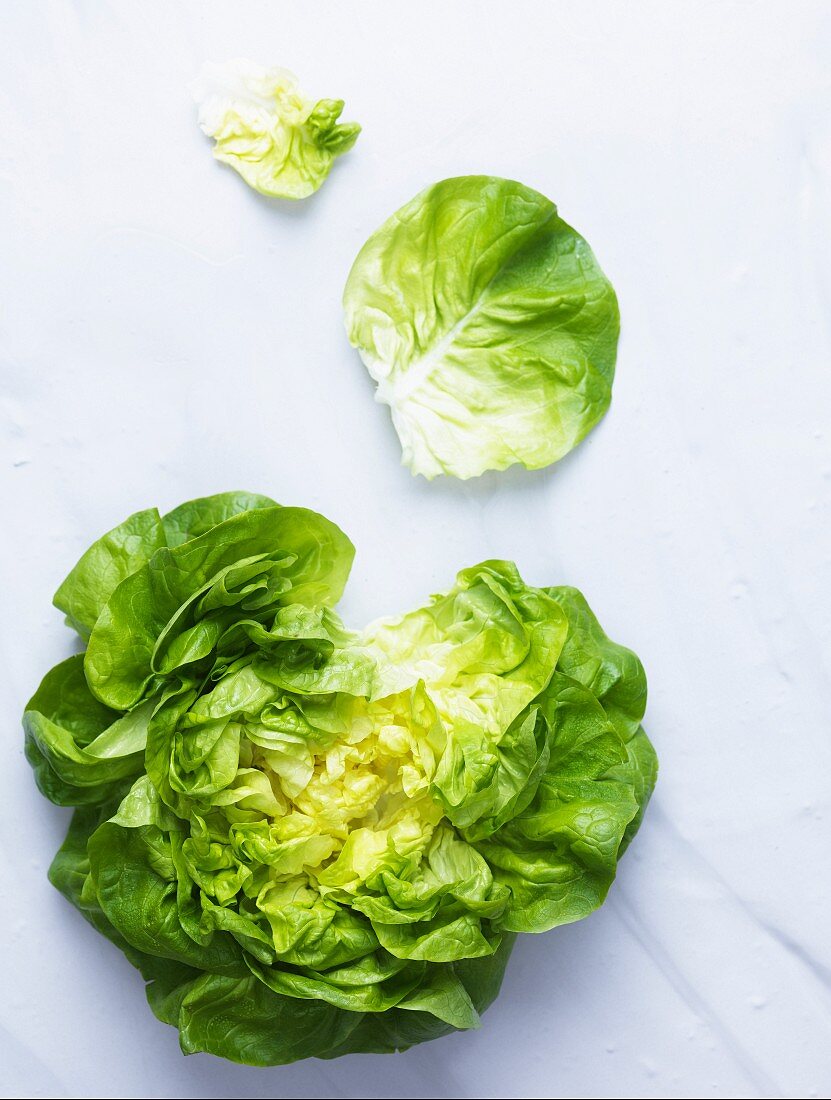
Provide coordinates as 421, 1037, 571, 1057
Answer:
23, 656, 147, 805
479, 675, 640, 933
85, 505, 354, 709
162, 491, 278, 548
344, 176, 619, 479
87, 821, 245, 974
546, 585, 647, 739
54, 509, 166, 639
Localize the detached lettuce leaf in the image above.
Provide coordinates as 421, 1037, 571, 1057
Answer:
192, 60, 360, 200
343, 176, 619, 479
26, 494, 655, 1064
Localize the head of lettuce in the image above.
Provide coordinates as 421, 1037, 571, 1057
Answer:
24, 492, 656, 1064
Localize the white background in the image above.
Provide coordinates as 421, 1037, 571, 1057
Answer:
2, 3, 830, 1098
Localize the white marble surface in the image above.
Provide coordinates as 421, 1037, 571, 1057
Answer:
2, 3, 830, 1098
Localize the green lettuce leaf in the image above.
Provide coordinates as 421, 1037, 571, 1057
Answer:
84, 504, 355, 710
162, 491, 278, 548
192, 60, 360, 200
343, 175, 619, 479
477, 674, 640, 933
54, 509, 166, 639
546, 586, 647, 739
24, 656, 148, 806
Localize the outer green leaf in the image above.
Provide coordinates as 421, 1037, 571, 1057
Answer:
395, 964, 480, 1029
193, 60, 360, 200
87, 821, 245, 974
176, 974, 363, 1064
480, 674, 639, 933
53, 508, 166, 639
23, 655, 146, 805
546, 585, 647, 739
85, 506, 354, 710
343, 175, 619, 479
321, 934, 517, 1058
48, 804, 198, 991
142, 957, 206, 1027
545, 587, 657, 852
162, 491, 277, 548
48, 804, 120, 934
610, 725, 659, 853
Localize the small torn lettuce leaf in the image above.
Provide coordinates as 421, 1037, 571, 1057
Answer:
343, 176, 619, 479
192, 59, 360, 200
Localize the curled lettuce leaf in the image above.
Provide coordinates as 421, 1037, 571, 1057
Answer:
192, 60, 360, 200
343, 176, 619, 479
26, 494, 655, 1064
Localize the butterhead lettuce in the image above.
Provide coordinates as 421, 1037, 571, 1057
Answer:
25, 493, 656, 1064
192, 60, 360, 199
343, 176, 620, 479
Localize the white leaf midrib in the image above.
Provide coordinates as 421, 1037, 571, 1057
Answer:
367, 207, 557, 409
